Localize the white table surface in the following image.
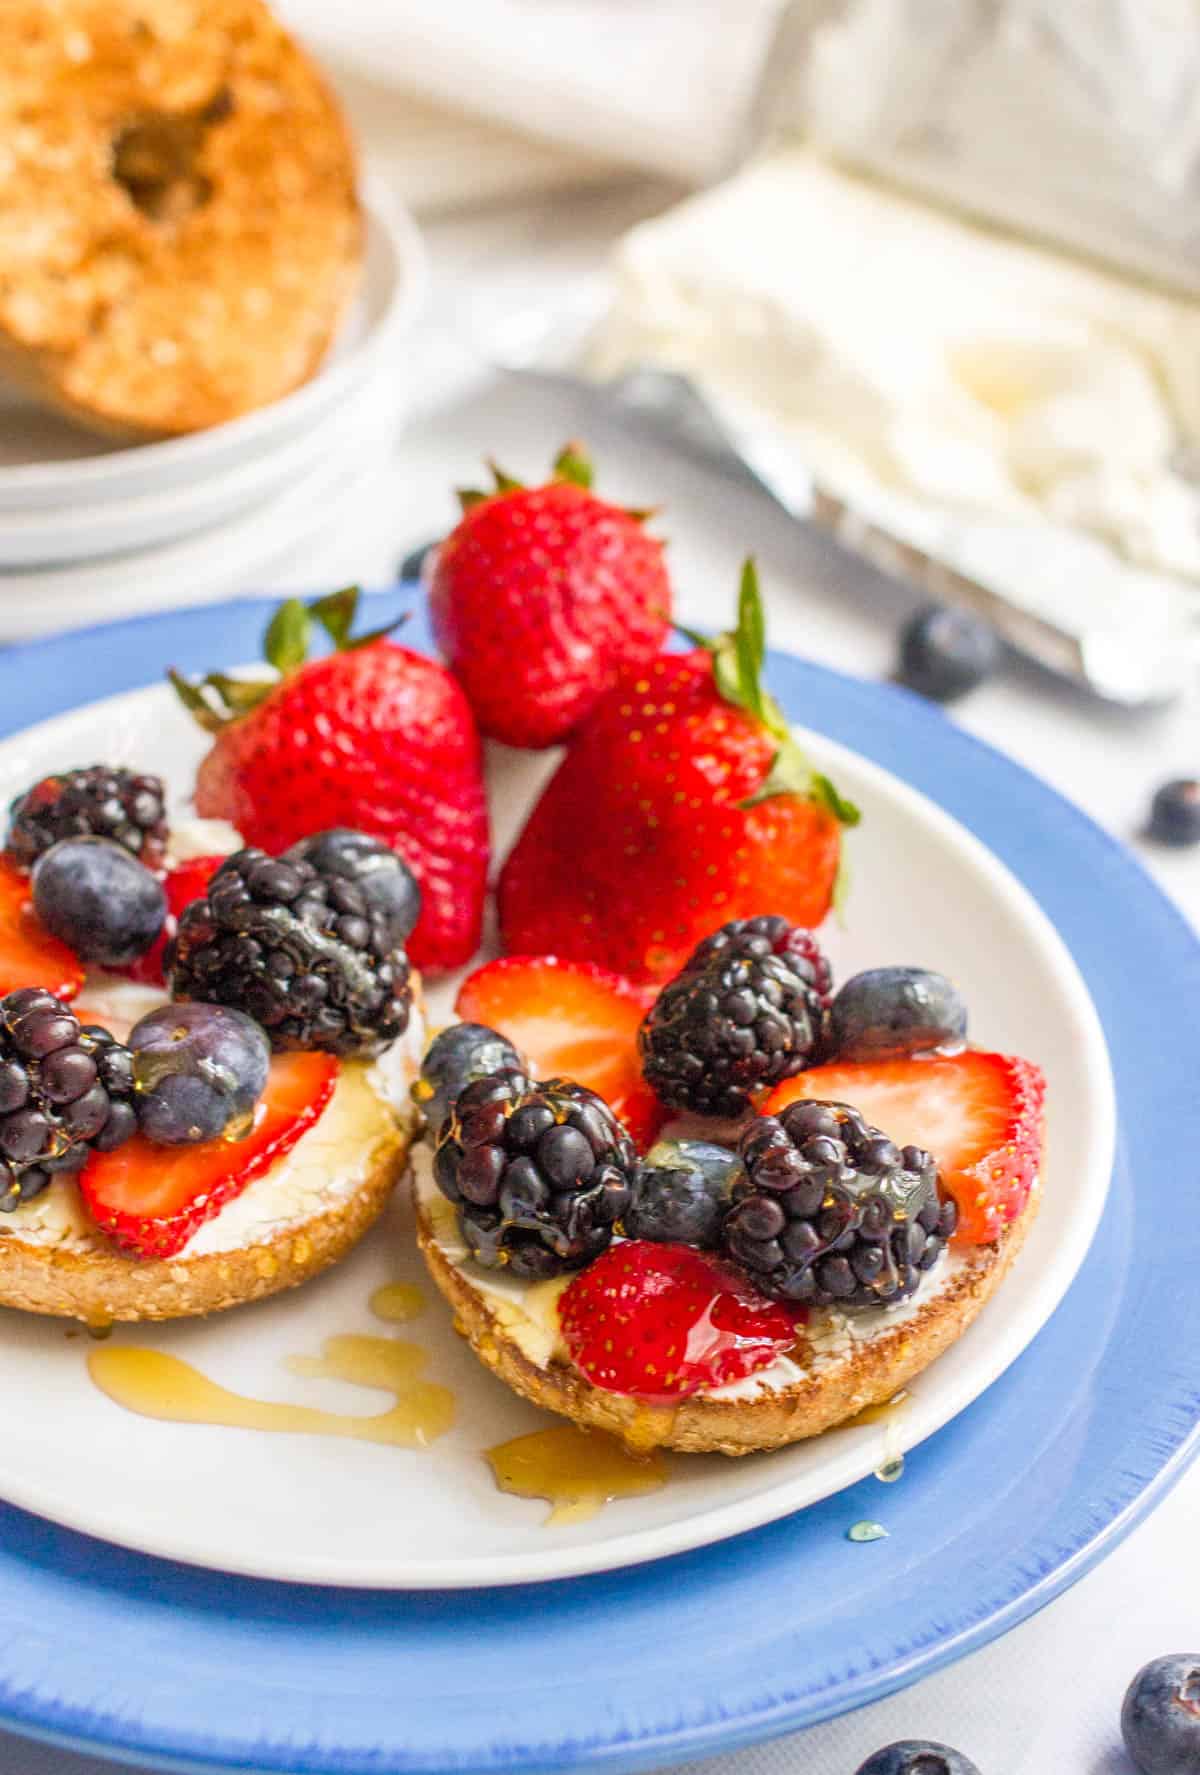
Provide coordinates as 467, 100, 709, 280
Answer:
3, 179, 1199, 1775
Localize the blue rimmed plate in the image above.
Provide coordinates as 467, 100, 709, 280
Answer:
0, 592, 1189, 1773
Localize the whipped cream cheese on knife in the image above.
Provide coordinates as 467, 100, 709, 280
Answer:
563, 1, 1200, 705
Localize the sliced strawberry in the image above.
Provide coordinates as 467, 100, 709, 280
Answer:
0, 857, 84, 1000
455, 955, 665, 1150
766, 1051, 1046, 1245
119, 854, 226, 986
80, 1050, 339, 1260
560, 1240, 799, 1403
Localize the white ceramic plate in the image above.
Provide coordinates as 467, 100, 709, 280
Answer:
0, 183, 425, 515
0, 681, 1115, 1589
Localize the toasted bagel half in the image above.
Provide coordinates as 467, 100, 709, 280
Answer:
0, 0, 361, 437
413, 1146, 1038, 1457
0, 1014, 422, 1326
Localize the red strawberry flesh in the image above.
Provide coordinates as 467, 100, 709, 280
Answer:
80, 1050, 339, 1260
559, 1240, 799, 1402
766, 1051, 1045, 1246
190, 637, 489, 974
497, 565, 853, 983
430, 469, 672, 749
0, 858, 84, 1001
118, 854, 226, 987
455, 954, 664, 1149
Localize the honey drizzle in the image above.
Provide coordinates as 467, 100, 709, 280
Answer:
485, 1424, 668, 1525
369, 1282, 425, 1324
842, 1389, 910, 1429
89, 1336, 455, 1449
841, 1390, 911, 1484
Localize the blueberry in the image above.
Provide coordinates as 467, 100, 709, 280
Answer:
854, 1743, 981, 1775
418, 1023, 523, 1132
1121, 1654, 1200, 1773
1148, 780, 1200, 849
898, 604, 1000, 703
283, 829, 421, 946
397, 538, 436, 582
829, 967, 967, 1062
624, 1139, 746, 1247
129, 1003, 270, 1145
32, 836, 166, 966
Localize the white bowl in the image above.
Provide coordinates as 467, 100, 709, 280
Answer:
0, 370, 399, 567
0, 390, 400, 639
0, 181, 425, 516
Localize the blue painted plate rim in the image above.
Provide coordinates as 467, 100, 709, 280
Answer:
0, 588, 1189, 1775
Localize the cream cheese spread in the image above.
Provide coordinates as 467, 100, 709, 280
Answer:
592, 147, 1200, 584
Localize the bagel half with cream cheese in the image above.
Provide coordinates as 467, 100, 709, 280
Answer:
0, 979, 423, 1326
413, 1142, 1039, 1458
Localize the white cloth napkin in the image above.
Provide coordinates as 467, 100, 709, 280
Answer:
275, 0, 795, 207
282, 0, 1200, 296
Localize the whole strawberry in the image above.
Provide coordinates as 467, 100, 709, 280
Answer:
170, 589, 489, 973
429, 444, 671, 749
498, 563, 859, 983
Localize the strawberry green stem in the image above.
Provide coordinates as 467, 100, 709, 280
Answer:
169, 588, 405, 731
680, 561, 861, 826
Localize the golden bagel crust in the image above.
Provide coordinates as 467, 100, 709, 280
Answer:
0, 0, 361, 437
0, 1113, 414, 1325
415, 1183, 1039, 1456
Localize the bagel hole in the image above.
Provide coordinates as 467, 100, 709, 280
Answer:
111, 86, 233, 221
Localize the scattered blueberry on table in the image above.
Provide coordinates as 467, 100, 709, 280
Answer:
1147, 779, 1200, 849
897, 604, 1000, 703
1121, 1654, 1200, 1774
398, 538, 436, 582
854, 1742, 980, 1775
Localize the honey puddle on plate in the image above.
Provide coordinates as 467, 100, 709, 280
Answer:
88, 1281, 456, 1449
485, 1425, 669, 1525
368, 1282, 426, 1324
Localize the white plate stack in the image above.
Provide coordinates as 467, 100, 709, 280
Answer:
0, 186, 426, 641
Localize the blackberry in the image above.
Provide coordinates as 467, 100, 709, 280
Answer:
283, 829, 421, 947
724, 1099, 957, 1308
696, 915, 833, 1004
433, 1068, 635, 1278
167, 847, 411, 1058
640, 916, 830, 1117
7, 766, 167, 869
0, 988, 136, 1211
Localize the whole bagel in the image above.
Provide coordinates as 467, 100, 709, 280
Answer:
0, 0, 362, 438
